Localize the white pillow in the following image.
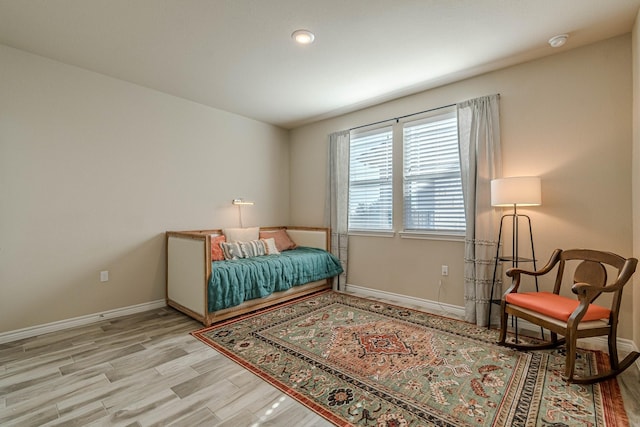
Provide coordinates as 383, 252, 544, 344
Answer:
261, 237, 280, 255
223, 227, 259, 243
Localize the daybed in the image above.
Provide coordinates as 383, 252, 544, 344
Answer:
166, 226, 342, 326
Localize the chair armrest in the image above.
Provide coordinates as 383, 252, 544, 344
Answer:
572, 257, 638, 299
568, 258, 638, 326
503, 249, 563, 295
571, 282, 605, 305
506, 249, 563, 278
566, 283, 614, 327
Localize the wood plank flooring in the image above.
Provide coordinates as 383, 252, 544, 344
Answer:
1, 298, 639, 426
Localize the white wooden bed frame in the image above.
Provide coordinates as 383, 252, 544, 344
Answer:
166, 226, 333, 326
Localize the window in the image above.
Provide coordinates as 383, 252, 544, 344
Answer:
348, 126, 393, 231
346, 106, 465, 237
403, 111, 464, 234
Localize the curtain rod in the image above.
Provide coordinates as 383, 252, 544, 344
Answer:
349, 102, 456, 131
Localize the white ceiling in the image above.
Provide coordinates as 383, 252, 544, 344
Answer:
1, 0, 639, 129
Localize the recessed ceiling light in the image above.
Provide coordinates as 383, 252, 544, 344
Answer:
548, 34, 568, 48
291, 29, 315, 45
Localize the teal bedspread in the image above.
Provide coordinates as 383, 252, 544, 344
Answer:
208, 247, 343, 312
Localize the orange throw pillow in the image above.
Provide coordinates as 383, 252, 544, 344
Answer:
259, 229, 297, 252
210, 235, 226, 261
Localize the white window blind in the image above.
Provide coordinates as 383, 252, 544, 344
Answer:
403, 111, 465, 233
348, 126, 393, 231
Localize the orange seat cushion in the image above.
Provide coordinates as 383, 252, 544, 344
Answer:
505, 291, 611, 322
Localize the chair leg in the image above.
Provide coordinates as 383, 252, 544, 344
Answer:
498, 305, 508, 345
564, 327, 640, 384
498, 310, 564, 350
570, 351, 640, 384
608, 327, 619, 371
564, 332, 577, 382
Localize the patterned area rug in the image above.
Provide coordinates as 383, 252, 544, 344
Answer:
192, 291, 629, 426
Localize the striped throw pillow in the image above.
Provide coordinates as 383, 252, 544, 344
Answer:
220, 242, 244, 260
239, 240, 267, 258
220, 239, 268, 260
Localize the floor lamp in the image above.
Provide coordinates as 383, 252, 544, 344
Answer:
487, 176, 542, 328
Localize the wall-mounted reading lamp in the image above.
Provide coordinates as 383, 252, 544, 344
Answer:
232, 198, 254, 227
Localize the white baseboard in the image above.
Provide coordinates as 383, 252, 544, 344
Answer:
0, 300, 166, 344
343, 284, 638, 363
344, 283, 465, 320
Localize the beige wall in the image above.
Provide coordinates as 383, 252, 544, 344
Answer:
290, 36, 635, 338
633, 11, 640, 350
0, 45, 290, 333
3, 32, 637, 343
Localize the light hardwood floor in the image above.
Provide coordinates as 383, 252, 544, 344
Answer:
1, 301, 639, 426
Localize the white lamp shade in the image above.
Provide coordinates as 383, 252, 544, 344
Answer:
491, 176, 541, 207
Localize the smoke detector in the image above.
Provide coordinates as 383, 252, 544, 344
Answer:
548, 34, 568, 48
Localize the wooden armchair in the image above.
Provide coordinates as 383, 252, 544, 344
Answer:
497, 248, 639, 383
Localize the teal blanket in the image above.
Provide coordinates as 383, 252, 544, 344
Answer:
208, 247, 343, 312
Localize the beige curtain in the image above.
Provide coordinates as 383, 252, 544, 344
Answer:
457, 94, 502, 326
325, 130, 350, 290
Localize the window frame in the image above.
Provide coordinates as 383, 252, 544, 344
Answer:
401, 109, 466, 239
347, 125, 394, 233
346, 105, 466, 241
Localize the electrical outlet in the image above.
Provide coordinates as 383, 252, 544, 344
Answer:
100, 271, 109, 282
441, 265, 449, 276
